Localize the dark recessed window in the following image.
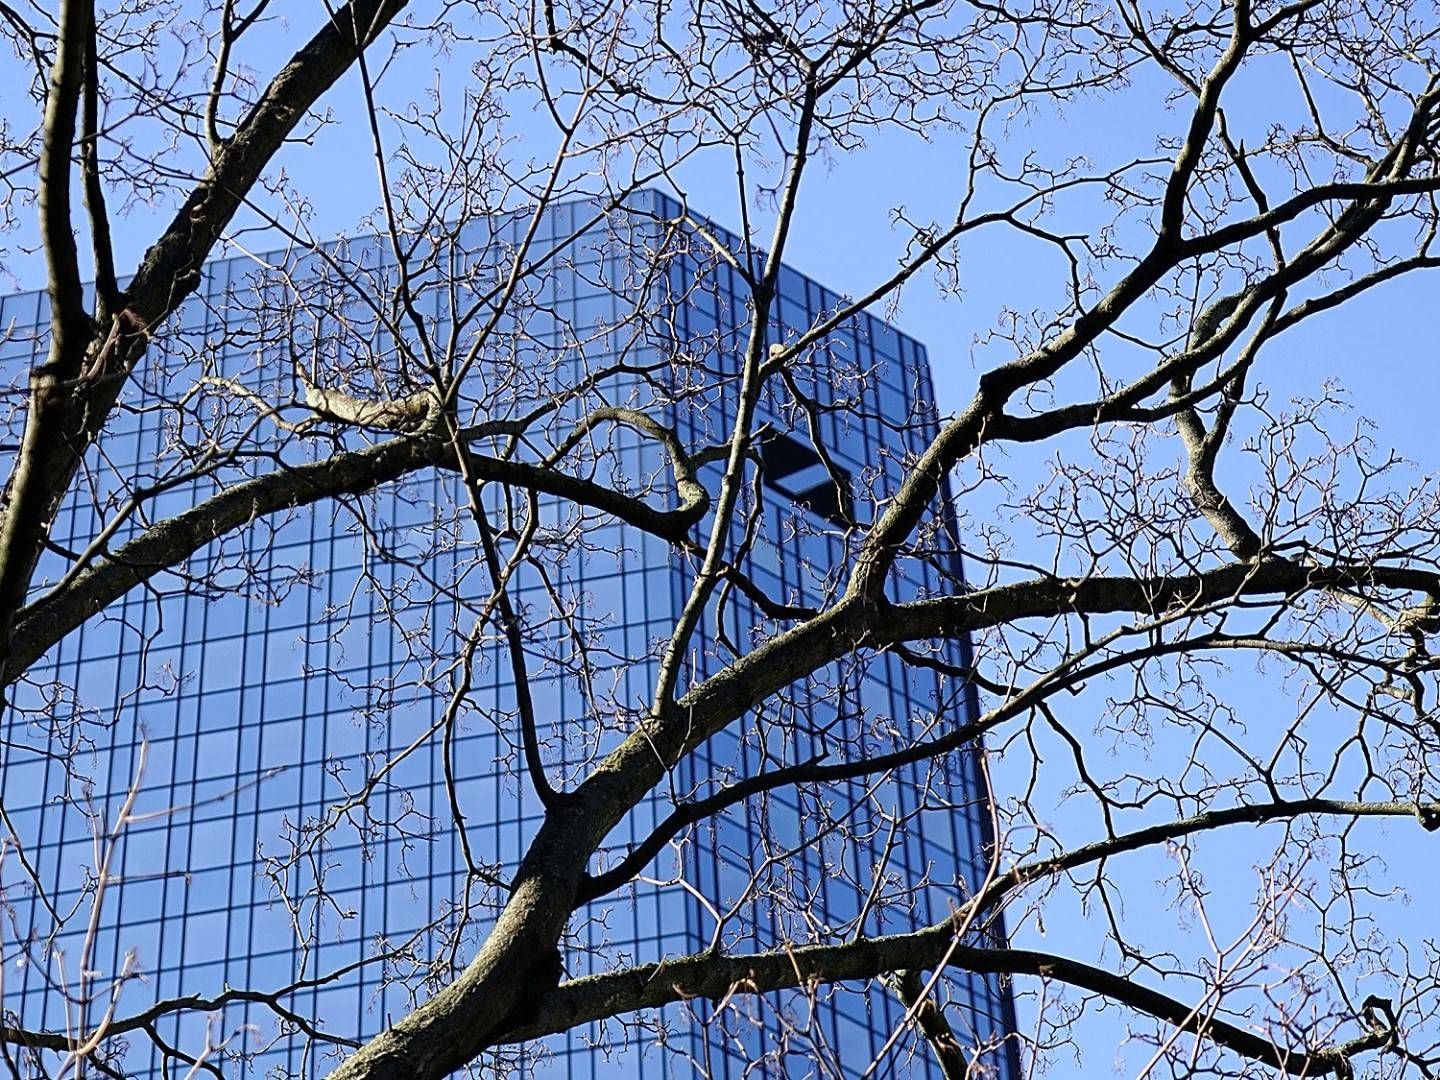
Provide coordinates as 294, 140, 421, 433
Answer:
760, 431, 853, 526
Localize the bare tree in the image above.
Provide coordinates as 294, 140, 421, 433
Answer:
1, 0, 1439, 1077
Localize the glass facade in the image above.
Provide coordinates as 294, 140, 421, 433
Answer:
0, 191, 1018, 1078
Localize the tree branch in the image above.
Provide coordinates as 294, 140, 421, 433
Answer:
8, 433, 707, 681
500, 935, 1391, 1076
0, 0, 413, 679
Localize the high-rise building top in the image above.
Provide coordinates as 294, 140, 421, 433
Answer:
0, 191, 1018, 1078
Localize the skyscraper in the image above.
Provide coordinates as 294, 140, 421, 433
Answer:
0, 191, 1018, 1078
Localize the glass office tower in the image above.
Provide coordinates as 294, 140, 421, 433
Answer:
0, 192, 1018, 1078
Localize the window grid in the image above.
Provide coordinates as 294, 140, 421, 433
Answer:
0, 191, 1017, 1079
